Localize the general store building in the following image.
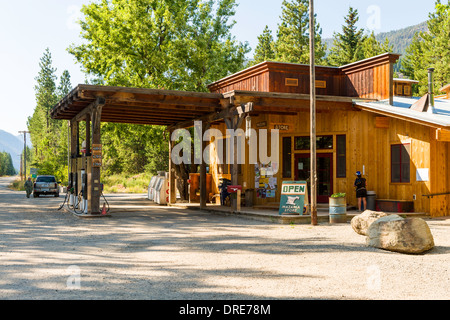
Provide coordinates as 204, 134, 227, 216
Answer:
51, 53, 450, 218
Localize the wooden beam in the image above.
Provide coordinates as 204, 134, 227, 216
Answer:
79, 91, 221, 109
198, 122, 212, 209
167, 107, 236, 131
89, 101, 104, 214
168, 129, 177, 205
224, 113, 246, 212
71, 97, 106, 123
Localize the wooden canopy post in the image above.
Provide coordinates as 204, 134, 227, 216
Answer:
168, 129, 177, 205
199, 122, 211, 209
89, 98, 105, 214
85, 114, 91, 157
69, 120, 79, 196
224, 111, 245, 211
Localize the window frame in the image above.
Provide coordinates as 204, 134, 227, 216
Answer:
390, 143, 411, 183
336, 135, 346, 178
294, 135, 334, 151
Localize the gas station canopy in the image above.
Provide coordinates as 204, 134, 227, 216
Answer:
50, 84, 223, 126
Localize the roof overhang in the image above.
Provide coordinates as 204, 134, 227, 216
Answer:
51, 85, 358, 129
50, 84, 223, 126
355, 98, 450, 129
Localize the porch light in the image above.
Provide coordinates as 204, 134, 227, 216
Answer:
245, 115, 252, 140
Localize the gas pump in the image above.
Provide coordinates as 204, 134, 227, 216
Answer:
71, 172, 78, 209
68, 172, 74, 207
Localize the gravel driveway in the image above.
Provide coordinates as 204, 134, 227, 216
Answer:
0, 176, 449, 300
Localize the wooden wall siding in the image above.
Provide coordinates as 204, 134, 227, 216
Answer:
344, 64, 393, 100
430, 134, 450, 217
211, 72, 270, 94
205, 107, 450, 216
209, 54, 399, 102
268, 71, 343, 96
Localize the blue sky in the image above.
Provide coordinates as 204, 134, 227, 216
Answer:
0, 0, 437, 136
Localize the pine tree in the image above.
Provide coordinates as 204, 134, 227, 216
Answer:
0, 152, 16, 176
359, 32, 393, 59
328, 7, 366, 66
250, 25, 276, 66
58, 70, 72, 98
401, 1, 450, 95
401, 33, 427, 95
27, 49, 71, 182
275, 0, 327, 65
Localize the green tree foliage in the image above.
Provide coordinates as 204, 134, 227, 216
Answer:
27, 49, 71, 183
275, 0, 327, 65
250, 25, 276, 66
69, 0, 248, 91
328, 7, 366, 66
0, 152, 16, 176
359, 32, 393, 59
68, 0, 249, 194
401, 1, 450, 95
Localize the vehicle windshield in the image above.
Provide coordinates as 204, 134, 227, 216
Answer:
36, 177, 56, 183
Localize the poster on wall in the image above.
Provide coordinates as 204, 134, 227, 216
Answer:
279, 181, 308, 215
255, 162, 278, 198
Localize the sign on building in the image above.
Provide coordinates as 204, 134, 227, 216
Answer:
279, 181, 308, 215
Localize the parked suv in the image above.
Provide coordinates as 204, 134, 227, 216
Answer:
34, 175, 60, 198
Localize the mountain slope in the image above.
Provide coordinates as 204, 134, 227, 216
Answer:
0, 129, 24, 171
375, 21, 428, 56
324, 21, 428, 57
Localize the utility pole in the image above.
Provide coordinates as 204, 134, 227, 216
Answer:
18, 131, 30, 180
309, 0, 318, 226
18, 155, 23, 181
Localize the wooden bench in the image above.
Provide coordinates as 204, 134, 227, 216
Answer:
375, 199, 414, 213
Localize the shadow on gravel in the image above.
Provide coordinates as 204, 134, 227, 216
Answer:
1, 181, 449, 299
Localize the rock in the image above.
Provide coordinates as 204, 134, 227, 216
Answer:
351, 210, 388, 235
366, 215, 435, 254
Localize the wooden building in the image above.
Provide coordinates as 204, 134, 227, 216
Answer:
440, 83, 450, 99
51, 53, 450, 218
393, 78, 418, 97
205, 53, 450, 217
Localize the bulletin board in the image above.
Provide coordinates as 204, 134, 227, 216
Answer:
255, 162, 278, 199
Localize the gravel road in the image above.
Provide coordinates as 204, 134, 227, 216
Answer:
0, 176, 449, 300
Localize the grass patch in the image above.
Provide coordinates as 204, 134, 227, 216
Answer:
102, 173, 153, 194
9, 178, 25, 191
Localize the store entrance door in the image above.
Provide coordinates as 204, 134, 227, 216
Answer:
294, 153, 333, 203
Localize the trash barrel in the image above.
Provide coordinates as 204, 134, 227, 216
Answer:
329, 197, 347, 223
366, 191, 376, 211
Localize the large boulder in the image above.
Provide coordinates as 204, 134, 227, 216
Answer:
351, 210, 388, 235
366, 215, 435, 254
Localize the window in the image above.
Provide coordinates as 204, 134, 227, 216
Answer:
294, 135, 333, 150
404, 85, 411, 96
282, 137, 292, 178
336, 135, 346, 178
36, 176, 56, 183
391, 144, 410, 183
